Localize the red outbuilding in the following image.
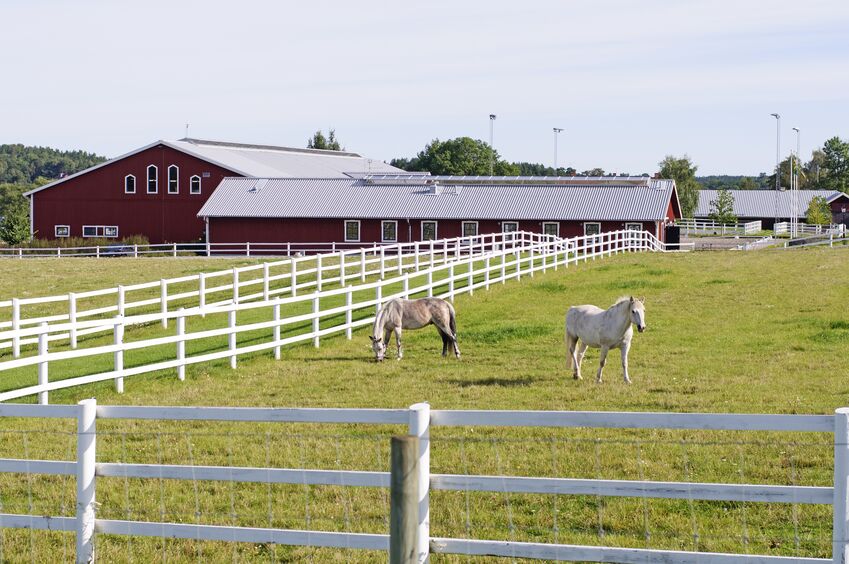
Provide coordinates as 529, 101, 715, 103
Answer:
197, 175, 682, 246
24, 138, 402, 244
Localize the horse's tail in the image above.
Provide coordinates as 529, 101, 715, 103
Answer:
447, 302, 458, 340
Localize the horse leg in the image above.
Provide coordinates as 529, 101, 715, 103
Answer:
395, 328, 403, 360
576, 342, 588, 380
596, 346, 609, 384
621, 342, 632, 384
566, 334, 579, 378
436, 328, 449, 357
435, 319, 460, 358
451, 335, 461, 358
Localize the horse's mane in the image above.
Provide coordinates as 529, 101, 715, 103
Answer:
613, 296, 632, 306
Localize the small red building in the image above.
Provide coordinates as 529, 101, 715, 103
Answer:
24, 138, 402, 244
197, 175, 681, 245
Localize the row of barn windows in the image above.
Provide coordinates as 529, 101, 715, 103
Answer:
54, 225, 118, 238
124, 165, 202, 195
341, 220, 646, 242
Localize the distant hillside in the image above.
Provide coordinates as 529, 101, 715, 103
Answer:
0, 144, 105, 184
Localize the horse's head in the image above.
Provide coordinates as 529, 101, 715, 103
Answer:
630, 297, 646, 333
369, 336, 387, 362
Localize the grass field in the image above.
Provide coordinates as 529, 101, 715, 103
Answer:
1, 247, 849, 562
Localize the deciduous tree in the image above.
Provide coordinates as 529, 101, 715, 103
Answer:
805, 195, 832, 225
307, 129, 343, 151
708, 188, 736, 224
659, 155, 701, 218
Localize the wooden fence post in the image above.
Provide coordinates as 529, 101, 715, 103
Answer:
360, 248, 367, 282
515, 249, 522, 281
12, 298, 21, 358
273, 299, 282, 360
408, 402, 430, 564
397, 244, 404, 275
69, 292, 78, 349
501, 251, 506, 284
118, 285, 126, 317
834, 407, 849, 564
229, 308, 237, 369
427, 270, 433, 298
38, 322, 48, 405
172, 243, 178, 258
76, 398, 97, 564
246, 242, 251, 257
467, 258, 474, 296
484, 256, 490, 290
177, 309, 186, 381
403, 273, 410, 299
339, 251, 346, 286
114, 316, 124, 393
160, 279, 168, 329
316, 255, 323, 291
390, 435, 419, 564
414, 242, 420, 272
529, 244, 535, 277
380, 247, 386, 279
376, 285, 383, 315
313, 293, 320, 348
345, 288, 353, 340
263, 263, 270, 301
198, 274, 206, 316
448, 264, 455, 302
290, 259, 298, 297
232, 267, 240, 304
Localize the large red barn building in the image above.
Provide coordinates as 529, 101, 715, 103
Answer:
197, 175, 682, 245
24, 138, 402, 244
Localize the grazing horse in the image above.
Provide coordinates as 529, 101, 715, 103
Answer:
565, 297, 646, 384
370, 298, 460, 361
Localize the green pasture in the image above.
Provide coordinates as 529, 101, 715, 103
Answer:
1, 247, 848, 562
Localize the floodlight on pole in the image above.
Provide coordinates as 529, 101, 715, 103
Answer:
770, 113, 781, 230
792, 127, 801, 237
553, 128, 564, 170
489, 114, 497, 175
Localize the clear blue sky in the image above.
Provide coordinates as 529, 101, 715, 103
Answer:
2, 0, 847, 175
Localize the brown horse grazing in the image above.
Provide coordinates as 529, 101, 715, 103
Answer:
370, 298, 460, 361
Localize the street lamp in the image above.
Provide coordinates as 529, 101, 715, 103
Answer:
792, 127, 801, 236
553, 128, 564, 171
489, 114, 497, 176
770, 113, 781, 230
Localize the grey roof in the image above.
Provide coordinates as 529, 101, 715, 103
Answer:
695, 189, 848, 218
197, 177, 677, 222
362, 174, 656, 186
24, 138, 402, 197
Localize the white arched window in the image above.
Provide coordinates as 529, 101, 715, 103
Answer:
168, 165, 179, 194
124, 174, 136, 194
190, 175, 201, 194
147, 165, 158, 193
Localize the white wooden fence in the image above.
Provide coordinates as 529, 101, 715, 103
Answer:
774, 222, 845, 237
677, 219, 763, 236
0, 400, 843, 563
0, 230, 664, 403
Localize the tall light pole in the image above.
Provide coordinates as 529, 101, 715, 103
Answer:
489, 114, 497, 176
553, 128, 564, 172
792, 127, 801, 236
770, 113, 781, 230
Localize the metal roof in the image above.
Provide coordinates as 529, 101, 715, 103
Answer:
695, 189, 848, 218
24, 138, 402, 197
197, 177, 677, 222
361, 174, 654, 186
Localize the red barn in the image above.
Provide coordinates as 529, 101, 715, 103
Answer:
197, 175, 681, 246
24, 138, 402, 244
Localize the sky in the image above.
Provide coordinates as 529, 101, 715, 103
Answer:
1, 0, 848, 175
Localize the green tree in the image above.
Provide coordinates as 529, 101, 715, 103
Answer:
411, 137, 519, 176
738, 177, 759, 190
708, 188, 737, 224
0, 144, 104, 184
307, 129, 343, 151
805, 196, 832, 225
0, 196, 30, 245
821, 136, 849, 193
659, 155, 701, 218
580, 167, 605, 176
806, 149, 827, 189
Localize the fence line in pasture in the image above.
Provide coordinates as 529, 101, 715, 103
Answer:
677, 219, 762, 236
0, 400, 844, 563
774, 222, 845, 237
0, 230, 667, 403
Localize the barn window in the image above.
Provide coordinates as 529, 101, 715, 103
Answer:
124, 175, 136, 194
190, 175, 201, 194
625, 222, 643, 231
462, 221, 478, 238
82, 225, 119, 238
421, 221, 437, 241
82, 226, 98, 237
502, 221, 518, 242
344, 220, 360, 242
583, 222, 601, 236
147, 165, 158, 193
104, 226, 118, 238
55, 225, 70, 238
168, 165, 179, 194
542, 222, 559, 237
381, 221, 397, 242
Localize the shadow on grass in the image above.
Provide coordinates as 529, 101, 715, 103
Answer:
446, 376, 536, 387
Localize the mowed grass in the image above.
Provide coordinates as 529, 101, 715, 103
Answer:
1, 248, 849, 562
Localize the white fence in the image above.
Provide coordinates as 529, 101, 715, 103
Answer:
678, 219, 763, 236
0, 400, 843, 563
774, 222, 845, 237
0, 230, 665, 403
0, 240, 398, 258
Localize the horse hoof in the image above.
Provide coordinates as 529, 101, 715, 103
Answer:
573, 374, 581, 380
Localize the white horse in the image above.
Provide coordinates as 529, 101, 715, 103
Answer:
370, 298, 460, 361
565, 297, 646, 384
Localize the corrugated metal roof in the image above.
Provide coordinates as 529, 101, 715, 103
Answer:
695, 190, 847, 218
197, 178, 676, 222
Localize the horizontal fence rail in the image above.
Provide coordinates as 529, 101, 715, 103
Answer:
677, 219, 762, 236
0, 401, 845, 563
0, 229, 671, 403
